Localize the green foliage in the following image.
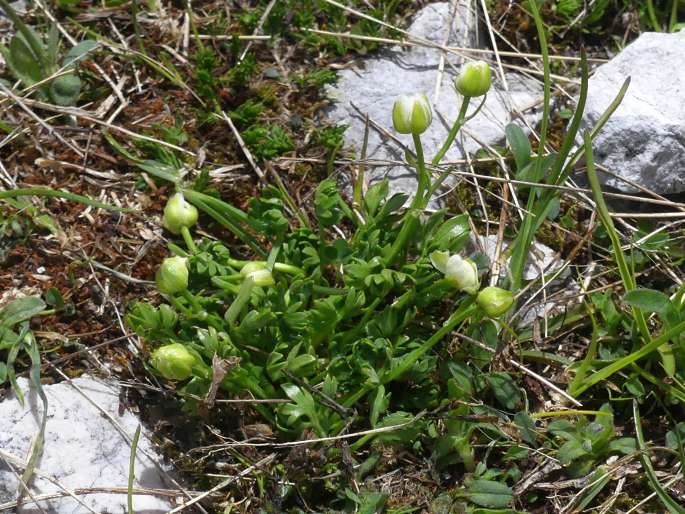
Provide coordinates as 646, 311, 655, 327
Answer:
127, 176, 495, 442
457, 479, 514, 509
0, 296, 45, 398
229, 99, 264, 127
193, 46, 221, 109
295, 68, 338, 89
314, 124, 347, 152
226, 54, 257, 89
553, 0, 582, 19
0, 0, 95, 106
242, 124, 295, 161
548, 405, 635, 477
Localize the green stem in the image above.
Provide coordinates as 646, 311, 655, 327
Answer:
669, 0, 679, 32
416, 278, 453, 300
168, 296, 193, 317
431, 96, 471, 166
180, 226, 198, 253
384, 133, 427, 266
225, 277, 255, 324
410, 132, 428, 210
646, 0, 661, 31
227, 258, 303, 276
385, 209, 419, 266
353, 114, 370, 214
181, 290, 203, 313
312, 285, 348, 295
127, 425, 141, 514
508, 0, 551, 292
343, 301, 477, 408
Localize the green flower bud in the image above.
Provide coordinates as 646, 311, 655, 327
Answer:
150, 343, 196, 380
156, 256, 189, 295
240, 261, 275, 287
454, 61, 492, 98
392, 93, 432, 135
477, 286, 514, 318
430, 251, 479, 295
162, 193, 199, 235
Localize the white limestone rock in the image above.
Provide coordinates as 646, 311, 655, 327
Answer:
469, 234, 568, 282
0, 376, 176, 513
0, 0, 26, 18
580, 30, 685, 193
326, 2, 542, 200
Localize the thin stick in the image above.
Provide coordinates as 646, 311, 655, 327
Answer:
0, 83, 84, 157
302, 28, 608, 62
509, 359, 583, 407
165, 453, 277, 514
218, 111, 265, 181
208, 410, 427, 449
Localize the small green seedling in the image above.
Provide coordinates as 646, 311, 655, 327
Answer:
0, 0, 96, 106
548, 404, 636, 477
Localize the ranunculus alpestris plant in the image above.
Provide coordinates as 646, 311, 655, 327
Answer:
430, 251, 480, 295
126, 56, 524, 444
127, 171, 522, 440
477, 287, 514, 318
163, 193, 198, 235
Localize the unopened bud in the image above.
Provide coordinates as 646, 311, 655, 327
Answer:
163, 193, 198, 235
454, 61, 492, 98
392, 93, 432, 135
477, 286, 514, 318
150, 343, 196, 380
156, 256, 189, 295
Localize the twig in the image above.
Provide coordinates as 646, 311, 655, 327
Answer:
204, 411, 426, 448
218, 111, 265, 181
165, 453, 277, 514
509, 359, 582, 407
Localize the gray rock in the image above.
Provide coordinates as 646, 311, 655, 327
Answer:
326, 2, 542, 201
580, 30, 685, 193
0, 376, 175, 513
0, 0, 26, 18
469, 234, 568, 282
468, 234, 574, 327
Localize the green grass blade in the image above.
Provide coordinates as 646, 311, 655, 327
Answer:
567, 303, 599, 396
183, 192, 266, 257
128, 424, 142, 514
633, 401, 685, 513
0, 187, 131, 212
0, 0, 47, 69
569, 466, 612, 512
509, 0, 550, 291
584, 131, 652, 345
571, 318, 685, 396
548, 48, 589, 187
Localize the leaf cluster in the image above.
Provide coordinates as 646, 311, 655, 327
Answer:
0, 0, 95, 106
